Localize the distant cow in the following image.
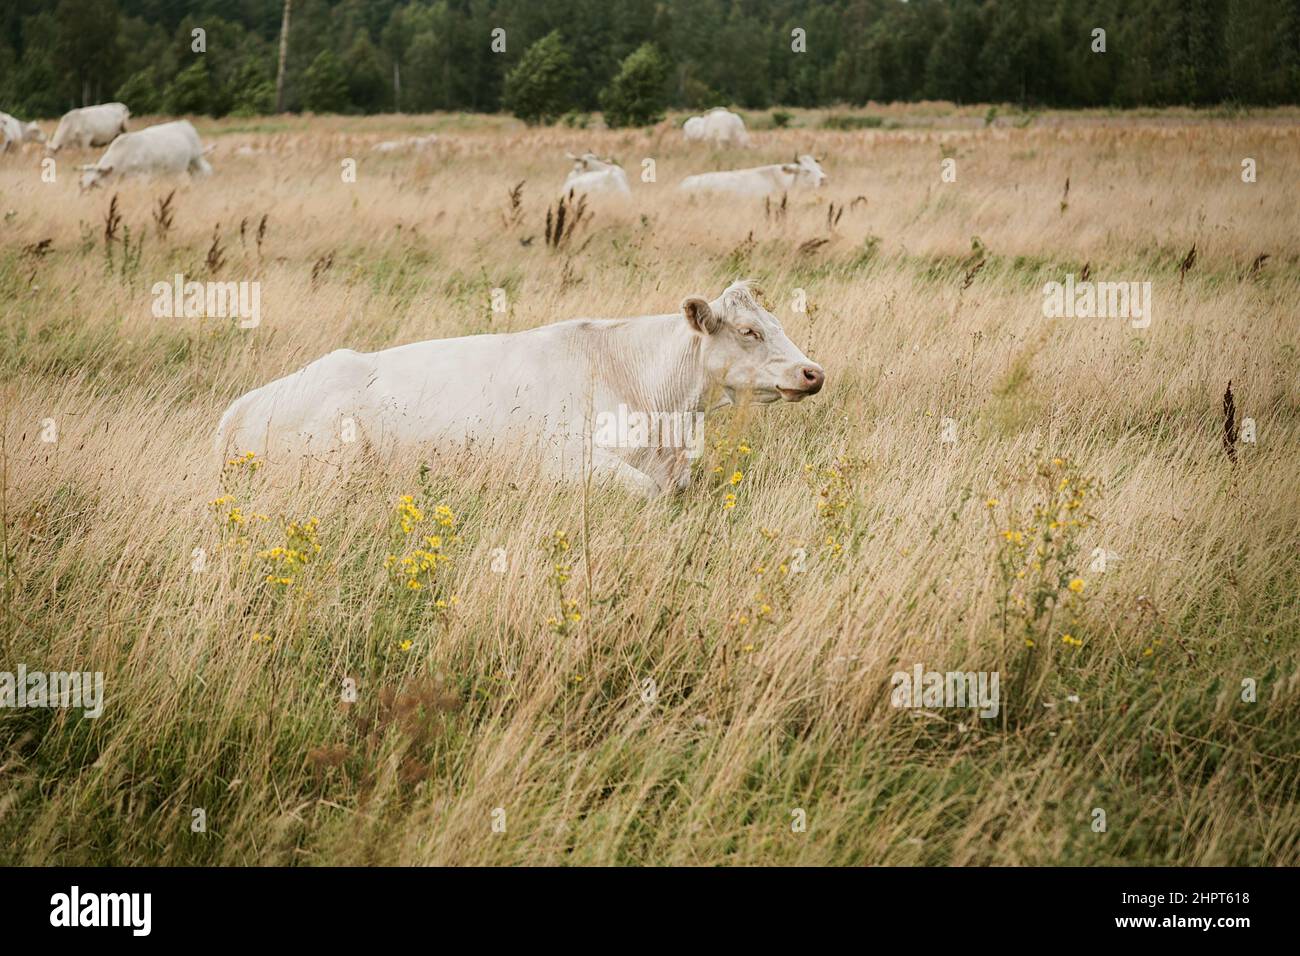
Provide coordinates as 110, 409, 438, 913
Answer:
47, 102, 129, 152
560, 152, 630, 197
683, 108, 750, 148
371, 133, 439, 153
678, 154, 827, 196
214, 280, 825, 496
79, 120, 212, 190
0, 112, 44, 151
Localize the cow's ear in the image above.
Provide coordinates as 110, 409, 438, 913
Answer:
781, 163, 799, 173
682, 297, 719, 335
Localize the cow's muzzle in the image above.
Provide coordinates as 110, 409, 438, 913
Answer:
778, 366, 825, 402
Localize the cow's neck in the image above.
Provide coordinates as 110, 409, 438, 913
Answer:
592, 314, 710, 414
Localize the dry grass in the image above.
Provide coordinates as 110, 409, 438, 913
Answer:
1, 107, 1298, 865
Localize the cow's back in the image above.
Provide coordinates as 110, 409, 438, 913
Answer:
102, 121, 201, 173
216, 348, 374, 459
51, 103, 128, 150
562, 167, 629, 196
680, 166, 776, 195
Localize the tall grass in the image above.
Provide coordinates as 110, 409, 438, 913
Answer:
0, 108, 1297, 865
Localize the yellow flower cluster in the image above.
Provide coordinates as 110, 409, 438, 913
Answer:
803, 456, 860, 555
220, 451, 263, 495
733, 556, 795, 629
709, 435, 753, 510
385, 497, 461, 599
544, 532, 582, 635
208, 494, 268, 543
258, 517, 321, 587
547, 598, 582, 632
989, 455, 1097, 650
396, 495, 424, 533
387, 540, 453, 590
225, 450, 262, 473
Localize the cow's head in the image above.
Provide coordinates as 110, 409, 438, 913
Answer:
566, 151, 617, 173
781, 154, 827, 188
683, 281, 825, 404
22, 122, 45, 144
78, 164, 111, 190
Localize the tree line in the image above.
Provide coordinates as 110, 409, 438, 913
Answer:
1, 0, 1295, 121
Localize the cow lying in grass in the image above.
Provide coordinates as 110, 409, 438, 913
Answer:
560, 152, 631, 197
679, 154, 827, 196
215, 281, 825, 496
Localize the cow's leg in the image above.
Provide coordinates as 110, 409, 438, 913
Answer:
581, 451, 663, 498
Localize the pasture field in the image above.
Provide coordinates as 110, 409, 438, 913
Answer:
0, 106, 1297, 865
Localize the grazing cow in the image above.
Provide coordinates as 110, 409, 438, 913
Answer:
47, 102, 129, 152
214, 280, 825, 496
0, 112, 22, 152
0, 112, 44, 151
78, 120, 213, 190
678, 154, 827, 196
560, 152, 631, 197
682, 108, 750, 148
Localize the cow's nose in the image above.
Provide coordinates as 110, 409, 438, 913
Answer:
800, 366, 825, 393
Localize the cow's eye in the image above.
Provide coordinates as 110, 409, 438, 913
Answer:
740, 328, 762, 341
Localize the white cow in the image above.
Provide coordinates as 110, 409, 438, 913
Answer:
214, 280, 825, 496
682, 108, 750, 148
560, 152, 631, 197
679, 154, 827, 197
79, 120, 212, 190
371, 133, 439, 153
47, 102, 129, 152
0, 112, 44, 151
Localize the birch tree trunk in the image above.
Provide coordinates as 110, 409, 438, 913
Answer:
274, 0, 292, 113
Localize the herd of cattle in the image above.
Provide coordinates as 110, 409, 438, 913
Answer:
0, 103, 825, 198
0, 101, 212, 190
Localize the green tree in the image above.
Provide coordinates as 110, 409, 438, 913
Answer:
599, 42, 670, 128
502, 30, 576, 125
343, 34, 387, 113
925, 0, 988, 104
115, 68, 162, 115
227, 60, 276, 116
301, 48, 349, 113
54, 0, 121, 105
164, 59, 217, 115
